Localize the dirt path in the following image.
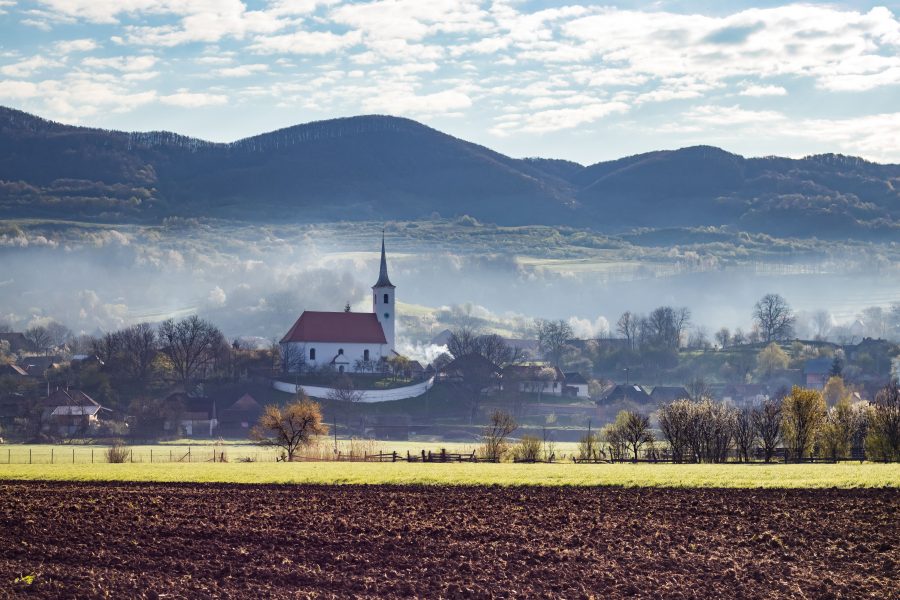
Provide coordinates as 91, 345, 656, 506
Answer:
0, 482, 897, 598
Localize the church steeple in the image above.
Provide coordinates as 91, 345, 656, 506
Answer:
372, 232, 396, 351
373, 231, 395, 289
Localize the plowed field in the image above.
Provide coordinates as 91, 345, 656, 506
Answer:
0, 482, 897, 598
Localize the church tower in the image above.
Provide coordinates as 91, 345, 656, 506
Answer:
372, 233, 396, 352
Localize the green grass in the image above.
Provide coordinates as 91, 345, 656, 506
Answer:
0, 462, 897, 488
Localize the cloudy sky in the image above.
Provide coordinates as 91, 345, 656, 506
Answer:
0, 1, 898, 164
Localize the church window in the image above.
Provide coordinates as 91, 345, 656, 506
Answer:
309, 348, 316, 360
384, 293, 389, 303
364, 349, 370, 361
339, 365, 344, 374
384, 313, 389, 319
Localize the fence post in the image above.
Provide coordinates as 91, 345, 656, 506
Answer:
29, 448, 32, 464
91, 449, 94, 464
51, 448, 54, 464
188, 447, 191, 463
151, 449, 153, 463
130, 449, 133, 463
72, 448, 75, 464
170, 450, 172, 462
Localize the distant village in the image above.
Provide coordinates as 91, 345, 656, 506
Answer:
1, 238, 898, 447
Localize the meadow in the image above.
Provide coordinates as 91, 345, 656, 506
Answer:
1, 461, 897, 488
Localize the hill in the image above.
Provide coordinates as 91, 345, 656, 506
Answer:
1, 106, 898, 239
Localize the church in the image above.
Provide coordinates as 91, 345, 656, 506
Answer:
280, 235, 397, 374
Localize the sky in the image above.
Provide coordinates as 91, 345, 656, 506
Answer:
0, 1, 898, 164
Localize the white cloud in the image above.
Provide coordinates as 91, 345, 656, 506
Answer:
214, 63, 269, 77
492, 100, 630, 135
739, 83, 787, 97
0, 55, 61, 77
160, 90, 228, 107
55, 38, 99, 54
208, 286, 227, 307
363, 88, 471, 115
249, 29, 362, 54
82, 55, 157, 72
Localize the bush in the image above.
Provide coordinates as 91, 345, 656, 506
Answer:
106, 440, 130, 463
578, 431, 604, 461
512, 435, 542, 462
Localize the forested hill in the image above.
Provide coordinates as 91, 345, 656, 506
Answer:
1, 105, 898, 239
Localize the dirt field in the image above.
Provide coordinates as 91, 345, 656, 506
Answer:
0, 483, 897, 599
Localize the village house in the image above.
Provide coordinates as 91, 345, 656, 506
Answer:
598, 384, 652, 405
0, 332, 37, 354
649, 386, 691, 404
280, 236, 397, 374
502, 364, 566, 396
803, 357, 833, 389
218, 393, 264, 437
41, 388, 110, 436
563, 372, 590, 398
720, 384, 769, 407
165, 392, 218, 438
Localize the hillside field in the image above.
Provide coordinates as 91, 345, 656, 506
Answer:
1, 462, 898, 488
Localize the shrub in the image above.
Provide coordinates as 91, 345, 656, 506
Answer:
577, 431, 603, 461
479, 410, 517, 461
106, 440, 129, 463
512, 435, 542, 462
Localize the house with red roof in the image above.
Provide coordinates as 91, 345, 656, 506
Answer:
280, 235, 397, 374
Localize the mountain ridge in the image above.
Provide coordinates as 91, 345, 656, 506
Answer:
1, 105, 898, 239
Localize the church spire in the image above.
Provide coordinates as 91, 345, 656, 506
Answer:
373, 230, 395, 288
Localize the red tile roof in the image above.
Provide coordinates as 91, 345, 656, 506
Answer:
280, 311, 387, 344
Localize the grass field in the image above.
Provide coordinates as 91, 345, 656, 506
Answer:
0, 441, 583, 464
0, 462, 898, 488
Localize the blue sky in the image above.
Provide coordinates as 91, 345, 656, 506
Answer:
0, 0, 898, 164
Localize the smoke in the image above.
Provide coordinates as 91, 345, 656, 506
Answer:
567, 316, 611, 339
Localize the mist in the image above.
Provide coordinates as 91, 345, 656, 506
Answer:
2, 219, 899, 359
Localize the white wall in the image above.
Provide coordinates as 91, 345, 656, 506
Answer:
282, 341, 388, 373
273, 376, 434, 403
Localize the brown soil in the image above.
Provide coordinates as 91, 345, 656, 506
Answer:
0, 483, 897, 598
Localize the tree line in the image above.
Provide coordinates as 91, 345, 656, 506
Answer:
593, 381, 900, 463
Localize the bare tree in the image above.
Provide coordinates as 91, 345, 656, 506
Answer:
279, 343, 306, 374
616, 311, 640, 351
732, 407, 757, 462
752, 397, 783, 462
866, 380, 900, 462
119, 323, 157, 382
327, 374, 365, 404
811, 309, 832, 340
686, 376, 712, 402
535, 319, 574, 366
158, 315, 226, 385
45, 321, 73, 350
714, 327, 731, 348
642, 306, 691, 349
477, 333, 523, 367
250, 394, 329, 461
480, 410, 517, 461
782, 386, 825, 461
753, 293, 795, 342
91, 331, 122, 366
658, 399, 694, 463
23, 326, 52, 354
614, 410, 653, 461
447, 327, 480, 359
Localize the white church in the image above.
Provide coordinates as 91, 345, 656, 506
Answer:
280, 235, 397, 374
